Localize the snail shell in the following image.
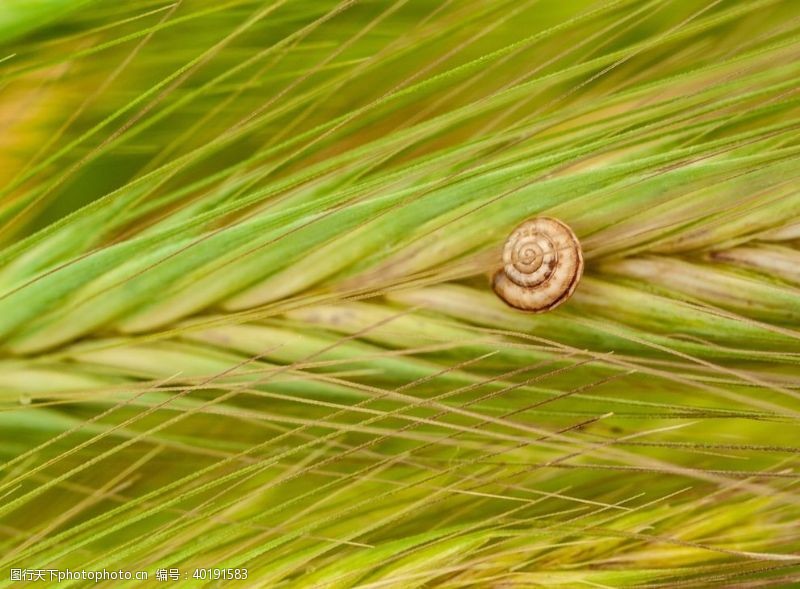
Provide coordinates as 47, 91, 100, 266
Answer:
492, 217, 583, 313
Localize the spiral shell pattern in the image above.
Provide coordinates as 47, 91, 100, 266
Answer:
492, 217, 583, 312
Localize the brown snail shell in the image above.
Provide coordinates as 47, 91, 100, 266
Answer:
492, 217, 583, 313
